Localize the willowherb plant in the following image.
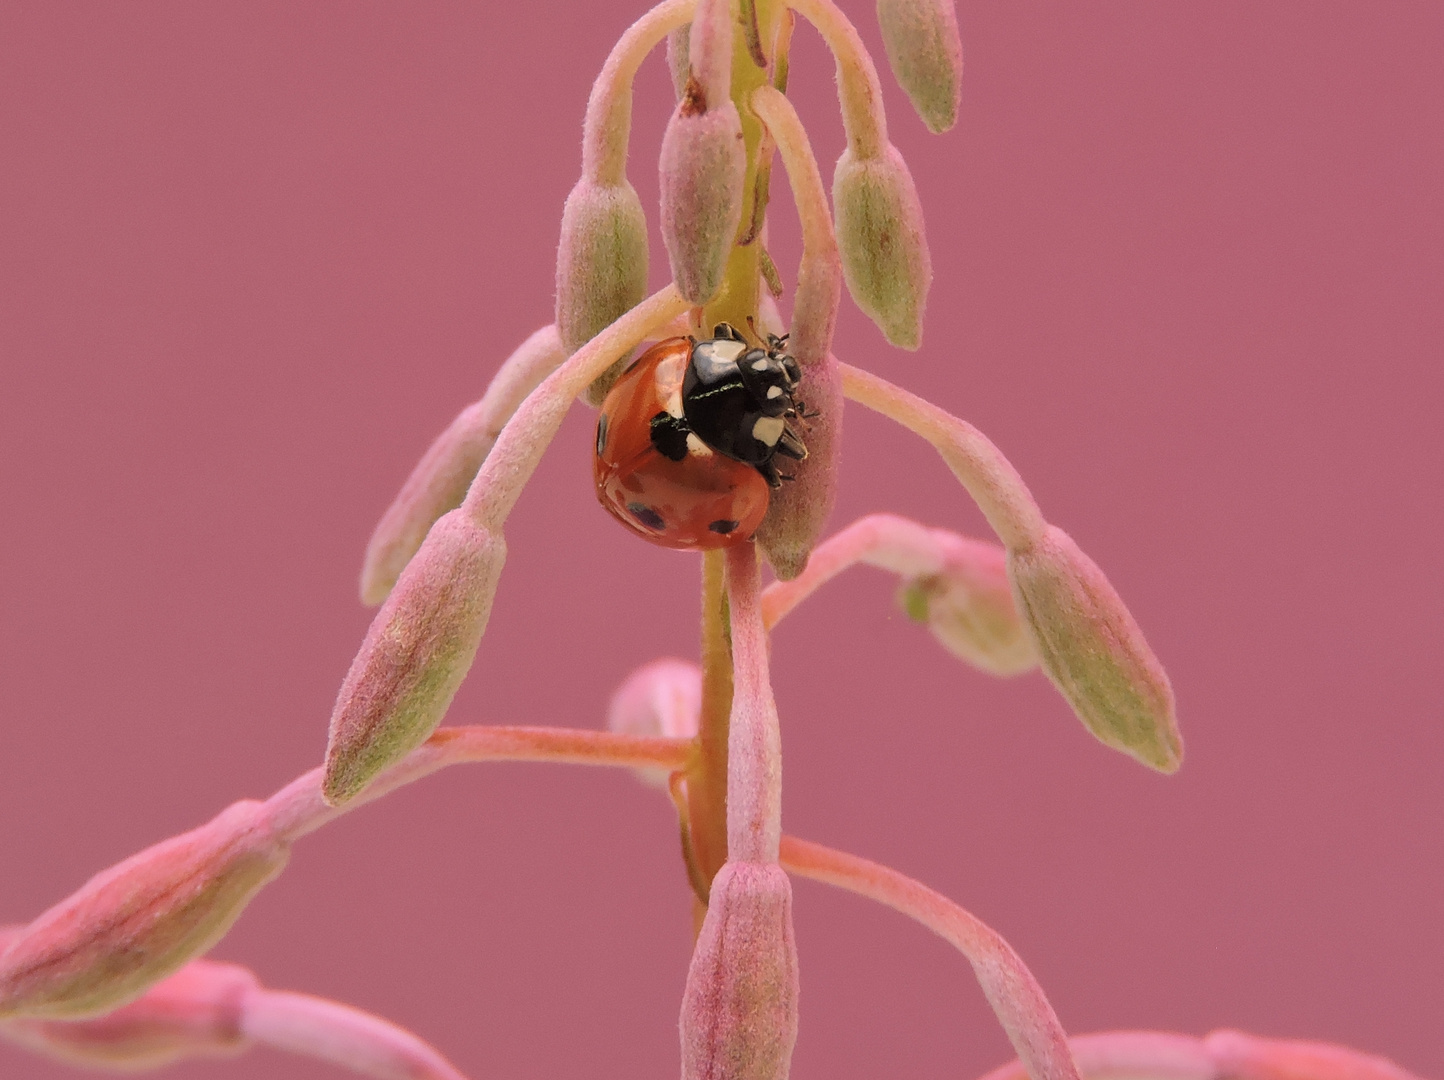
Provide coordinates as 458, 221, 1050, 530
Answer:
0, 3, 1427, 1080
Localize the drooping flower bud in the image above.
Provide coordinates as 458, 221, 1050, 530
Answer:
660, 97, 747, 304
1008, 525, 1182, 772
1, 956, 258, 1070
607, 658, 702, 788
897, 532, 1037, 676
1205, 1030, 1422, 1080
361, 325, 563, 606
326, 509, 506, 805
833, 143, 932, 348
555, 177, 650, 404
0, 801, 288, 1020
876, 0, 963, 134
679, 861, 799, 1080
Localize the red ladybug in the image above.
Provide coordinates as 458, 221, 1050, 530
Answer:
593, 323, 808, 550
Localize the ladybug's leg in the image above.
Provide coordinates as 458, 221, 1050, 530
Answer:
776, 425, 808, 462
758, 458, 785, 489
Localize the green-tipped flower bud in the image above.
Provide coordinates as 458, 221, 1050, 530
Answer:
555, 177, 650, 404
679, 861, 799, 1080
325, 509, 506, 805
877, 0, 963, 134
834, 143, 932, 348
897, 534, 1037, 676
1008, 525, 1182, 772
660, 96, 747, 305
0, 802, 288, 1020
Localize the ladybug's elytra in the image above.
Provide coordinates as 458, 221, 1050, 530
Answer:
593, 323, 809, 550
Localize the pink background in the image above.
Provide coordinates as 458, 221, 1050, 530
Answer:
2, 3, 1440, 1078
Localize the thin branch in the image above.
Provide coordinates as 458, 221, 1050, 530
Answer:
266, 726, 692, 844
725, 543, 783, 864
786, 0, 889, 158
779, 835, 1082, 1080
840, 362, 1047, 552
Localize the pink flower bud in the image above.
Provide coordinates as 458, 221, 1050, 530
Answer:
679, 861, 799, 1080
0, 801, 288, 1020
876, 0, 963, 134
326, 509, 506, 805
1008, 525, 1182, 773
1205, 1029, 1422, 1080
555, 176, 650, 403
1, 956, 257, 1070
897, 532, 1037, 676
833, 143, 932, 348
660, 98, 748, 304
607, 658, 702, 788
755, 356, 843, 580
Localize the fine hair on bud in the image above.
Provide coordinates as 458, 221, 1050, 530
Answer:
1008, 525, 1182, 772
0, 802, 287, 1020
555, 177, 650, 404
834, 144, 932, 348
679, 861, 799, 1080
877, 0, 963, 134
659, 97, 747, 305
756, 358, 843, 580
325, 509, 506, 805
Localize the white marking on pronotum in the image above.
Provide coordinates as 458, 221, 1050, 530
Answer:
686, 433, 712, 455
752, 416, 785, 446
766, 385, 784, 399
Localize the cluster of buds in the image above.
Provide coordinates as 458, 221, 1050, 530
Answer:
0, 2, 1421, 1079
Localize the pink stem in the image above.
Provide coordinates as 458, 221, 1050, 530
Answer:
779, 835, 1082, 1080
761, 512, 954, 628
725, 543, 783, 864
977, 1031, 1215, 1080
240, 988, 469, 1080
265, 726, 691, 844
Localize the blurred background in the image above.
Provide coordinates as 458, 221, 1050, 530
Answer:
1, 3, 1440, 1078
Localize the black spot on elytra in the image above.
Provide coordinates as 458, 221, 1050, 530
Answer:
708, 519, 739, 534
627, 503, 665, 532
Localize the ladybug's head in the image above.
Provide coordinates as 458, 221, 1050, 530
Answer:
737, 339, 802, 418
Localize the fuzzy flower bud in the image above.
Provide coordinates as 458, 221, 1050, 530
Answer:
0, 801, 288, 1020
876, 0, 963, 134
897, 533, 1037, 676
1, 955, 257, 1070
326, 509, 506, 805
660, 97, 747, 305
679, 861, 799, 1080
556, 177, 650, 361
1008, 525, 1182, 772
833, 143, 932, 349
607, 658, 702, 788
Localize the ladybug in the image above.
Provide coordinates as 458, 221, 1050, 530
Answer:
594, 322, 808, 550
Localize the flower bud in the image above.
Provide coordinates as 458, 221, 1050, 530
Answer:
1205, 1029, 1420, 1080
898, 534, 1037, 676
607, 658, 702, 788
555, 177, 650, 404
756, 356, 843, 580
1008, 525, 1181, 772
326, 509, 506, 805
1, 958, 257, 1070
0, 801, 288, 1020
660, 98, 747, 304
876, 0, 963, 134
833, 143, 932, 348
680, 861, 799, 1080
